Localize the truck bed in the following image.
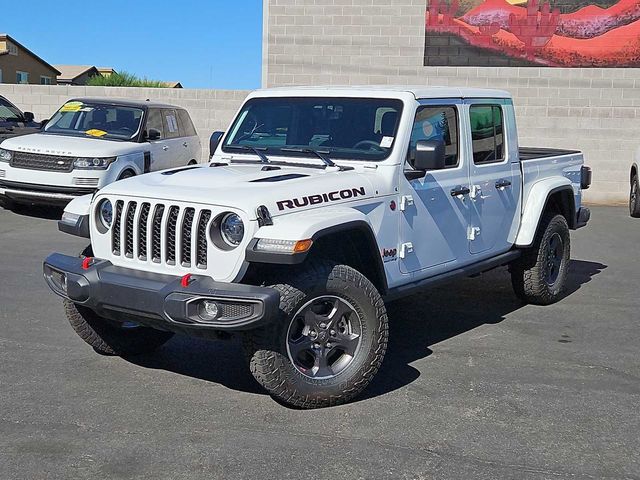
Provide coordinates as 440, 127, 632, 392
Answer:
519, 147, 581, 161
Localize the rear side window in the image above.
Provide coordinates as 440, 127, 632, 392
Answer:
469, 105, 504, 164
177, 109, 197, 137
408, 105, 459, 168
145, 109, 164, 139
162, 109, 180, 139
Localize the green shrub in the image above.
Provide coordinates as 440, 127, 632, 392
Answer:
87, 71, 169, 88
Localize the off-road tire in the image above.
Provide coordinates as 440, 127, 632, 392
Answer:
630, 174, 640, 218
64, 246, 174, 356
510, 213, 570, 305
243, 260, 388, 409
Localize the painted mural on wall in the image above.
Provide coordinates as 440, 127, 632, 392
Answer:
424, 0, 640, 66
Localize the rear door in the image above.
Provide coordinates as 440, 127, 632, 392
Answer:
177, 109, 201, 163
398, 100, 471, 276
465, 100, 520, 255
161, 109, 185, 166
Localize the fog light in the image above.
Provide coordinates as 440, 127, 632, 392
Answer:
197, 300, 220, 322
51, 270, 67, 295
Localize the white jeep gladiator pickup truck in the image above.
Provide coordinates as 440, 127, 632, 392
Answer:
43, 87, 592, 408
0, 98, 201, 207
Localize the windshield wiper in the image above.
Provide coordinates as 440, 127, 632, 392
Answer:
280, 147, 350, 171
225, 144, 271, 164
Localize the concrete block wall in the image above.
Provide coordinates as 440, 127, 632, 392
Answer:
0, 84, 249, 161
263, 0, 640, 204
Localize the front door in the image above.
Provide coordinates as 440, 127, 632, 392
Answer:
399, 101, 471, 276
465, 101, 520, 256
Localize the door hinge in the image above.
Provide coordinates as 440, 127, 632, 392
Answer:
400, 195, 414, 211
399, 242, 414, 259
467, 226, 481, 241
470, 185, 483, 200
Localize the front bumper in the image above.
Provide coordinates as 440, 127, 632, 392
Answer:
43, 253, 280, 333
0, 180, 95, 205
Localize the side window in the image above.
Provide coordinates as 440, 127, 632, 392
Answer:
408, 105, 459, 168
177, 109, 197, 137
469, 105, 504, 165
162, 109, 180, 139
145, 109, 164, 139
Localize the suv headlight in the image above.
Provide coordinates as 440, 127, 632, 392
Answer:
97, 199, 113, 230
0, 148, 12, 162
74, 156, 117, 170
220, 213, 244, 247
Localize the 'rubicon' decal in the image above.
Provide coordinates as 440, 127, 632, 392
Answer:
276, 187, 366, 211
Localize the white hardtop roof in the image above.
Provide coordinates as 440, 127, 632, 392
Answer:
252, 85, 512, 100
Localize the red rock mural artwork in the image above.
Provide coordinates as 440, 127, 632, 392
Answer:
424, 0, 640, 66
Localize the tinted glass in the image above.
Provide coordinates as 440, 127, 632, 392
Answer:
177, 109, 197, 137
408, 106, 459, 168
470, 105, 504, 164
223, 97, 403, 161
145, 109, 164, 139
162, 109, 180, 139
0, 97, 23, 122
45, 102, 144, 141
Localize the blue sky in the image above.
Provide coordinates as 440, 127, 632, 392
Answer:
3, 0, 263, 89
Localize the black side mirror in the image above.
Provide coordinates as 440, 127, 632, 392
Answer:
147, 128, 161, 141
413, 140, 446, 171
209, 131, 224, 157
40, 119, 49, 129
23, 111, 35, 123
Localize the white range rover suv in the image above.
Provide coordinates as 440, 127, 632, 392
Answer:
44, 87, 591, 408
0, 98, 201, 207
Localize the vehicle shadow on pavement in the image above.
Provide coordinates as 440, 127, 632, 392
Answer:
125, 259, 606, 404
2, 204, 63, 220
360, 259, 607, 403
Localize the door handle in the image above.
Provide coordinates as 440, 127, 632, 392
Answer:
495, 179, 512, 189
450, 186, 470, 197
162, 145, 169, 151
183, 142, 188, 148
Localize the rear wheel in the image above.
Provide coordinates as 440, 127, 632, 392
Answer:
64, 246, 174, 356
243, 261, 388, 408
510, 213, 570, 305
630, 174, 640, 218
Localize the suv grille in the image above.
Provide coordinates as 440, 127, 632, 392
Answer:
10, 151, 74, 172
111, 201, 212, 269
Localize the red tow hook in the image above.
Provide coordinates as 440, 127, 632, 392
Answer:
180, 273, 193, 288
82, 257, 94, 270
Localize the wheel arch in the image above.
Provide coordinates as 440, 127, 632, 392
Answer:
631, 163, 638, 184
516, 180, 576, 247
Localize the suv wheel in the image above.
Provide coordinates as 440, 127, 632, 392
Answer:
630, 174, 640, 218
510, 213, 570, 305
243, 261, 388, 408
64, 246, 174, 356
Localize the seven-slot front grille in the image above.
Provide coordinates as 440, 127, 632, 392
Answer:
10, 151, 74, 172
110, 200, 212, 269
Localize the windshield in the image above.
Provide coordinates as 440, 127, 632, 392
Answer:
44, 101, 144, 141
223, 97, 403, 161
0, 98, 23, 122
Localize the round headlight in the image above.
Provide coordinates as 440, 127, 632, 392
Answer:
220, 213, 244, 247
98, 200, 113, 228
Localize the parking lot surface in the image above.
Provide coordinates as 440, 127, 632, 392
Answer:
0, 205, 638, 480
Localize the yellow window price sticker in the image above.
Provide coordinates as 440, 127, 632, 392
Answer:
85, 129, 108, 137
60, 101, 84, 113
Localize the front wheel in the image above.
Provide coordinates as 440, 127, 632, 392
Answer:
510, 213, 570, 305
243, 261, 388, 408
630, 174, 640, 218
64, 246, 174, 356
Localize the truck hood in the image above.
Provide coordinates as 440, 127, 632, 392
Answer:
99, 163, 378, 218
0, 132, 141, 157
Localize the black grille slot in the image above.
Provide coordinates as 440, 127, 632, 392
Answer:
181, 208, 195, 267
10, 151, 74, 172
124, 202, 137, 258
112, 200, 124, 255
138, 203, 150, 260
166, 206, 179, 265
196, 210, 211, 268
151, 205, 164, 263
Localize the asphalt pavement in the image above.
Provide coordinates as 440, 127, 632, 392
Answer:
0, 205, 638, 480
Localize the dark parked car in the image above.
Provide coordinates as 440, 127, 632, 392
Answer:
0, 95, 41, 143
